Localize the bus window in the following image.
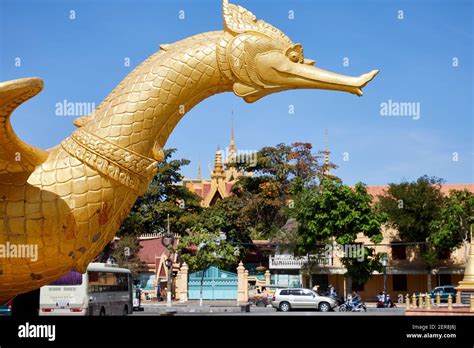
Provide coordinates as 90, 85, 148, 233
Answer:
50, 271, 83, 286
88, 271, 130, 292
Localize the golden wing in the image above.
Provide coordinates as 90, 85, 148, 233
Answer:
0, 77, 48, 175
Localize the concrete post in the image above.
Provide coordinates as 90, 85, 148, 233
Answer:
447, 294, 453, 310
179, 262, 189, 302
436, 292, 441, 306
412, 293, 417, 308
456, 291, 461, 304
265, 270, 271, 286
175, 270, 182, 301
244, 270, 249, 303
425, 293, 431, 310
237, 262, 246, 304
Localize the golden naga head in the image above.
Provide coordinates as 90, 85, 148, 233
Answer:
217, 0, 379, 102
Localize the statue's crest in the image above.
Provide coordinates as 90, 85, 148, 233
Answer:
222, 0, 292, 45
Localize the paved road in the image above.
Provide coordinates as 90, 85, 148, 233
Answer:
134, 306, 405, 316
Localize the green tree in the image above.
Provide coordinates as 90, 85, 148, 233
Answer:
291, 178, 385, 293
229, 142, 334, 239
199, 196, 253, 252
118, 148, 202, 237
110, 235, 147, 279
430, 189, 474, 253
376, 175, 445, 290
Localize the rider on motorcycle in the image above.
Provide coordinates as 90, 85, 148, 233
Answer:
376, 291, 385, 303
351, 290, 360, 308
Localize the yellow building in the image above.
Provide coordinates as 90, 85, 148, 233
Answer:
273, 184, 474, 302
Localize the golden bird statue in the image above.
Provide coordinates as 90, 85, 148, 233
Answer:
0, 0, 378, 304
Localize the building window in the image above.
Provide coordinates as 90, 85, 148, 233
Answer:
311, 274, 329, 291
392, 274, 408, 292
391, 242, 406, 260
439, 274, 452, 286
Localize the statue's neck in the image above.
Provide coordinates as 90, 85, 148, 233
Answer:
83, 31, 233, 158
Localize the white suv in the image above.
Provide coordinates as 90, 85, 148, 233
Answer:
271, 288, 337, 312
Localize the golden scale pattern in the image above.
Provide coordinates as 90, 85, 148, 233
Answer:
0, 31, 234, 303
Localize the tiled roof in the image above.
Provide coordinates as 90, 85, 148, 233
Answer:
138, 237, 178, 265
439, 183, 474, 195
225, 182, 233, 196
202, 183, 211, 198
365, 184, 474, 201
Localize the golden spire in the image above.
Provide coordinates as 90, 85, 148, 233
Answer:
212, 146, 225, 179
226, 111, 237, 166
197, 161, 202, 180
230, 111, 236, 151
325, 129, 330, 176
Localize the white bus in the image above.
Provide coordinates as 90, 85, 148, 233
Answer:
39, 262, 133, 316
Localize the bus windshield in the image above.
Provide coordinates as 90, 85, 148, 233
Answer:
49, 271, 83, 286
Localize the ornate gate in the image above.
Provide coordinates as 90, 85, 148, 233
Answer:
188, 266, 238, 300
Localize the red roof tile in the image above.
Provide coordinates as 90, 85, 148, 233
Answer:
138, 237, 178, 265
225, 182, 233, 196
365, 184, 474, 202
202, 183, 211, 198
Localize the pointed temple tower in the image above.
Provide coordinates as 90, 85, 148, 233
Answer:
324, 128, 331, 176
225, 119, 241, 182
182, 120, 246, 207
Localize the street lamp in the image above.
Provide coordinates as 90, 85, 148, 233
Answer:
160, 214, 175, 308
382, 255, 388, 306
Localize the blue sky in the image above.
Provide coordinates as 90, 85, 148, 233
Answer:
1, 0, 472, 185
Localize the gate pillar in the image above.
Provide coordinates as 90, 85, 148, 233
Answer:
244, 270, 249, 303
178, 262, 189, 302
237, 262, 246, 304
265, 270, 271, 286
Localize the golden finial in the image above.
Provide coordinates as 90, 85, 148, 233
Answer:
212, 146, 225, 179
230, 110, 236, 150
325, 129, 330, 176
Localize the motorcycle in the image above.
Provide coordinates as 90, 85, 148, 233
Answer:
338, 299, 367, 312
330, 294, 345, 306
317, 289, 344, 306
376, 293, 396, 308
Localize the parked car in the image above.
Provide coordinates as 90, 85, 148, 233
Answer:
430, 285, 456, 302
271, 288, 337, 312
0, 300, 13, 316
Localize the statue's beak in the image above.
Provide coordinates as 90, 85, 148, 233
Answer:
256, 52, 379, 97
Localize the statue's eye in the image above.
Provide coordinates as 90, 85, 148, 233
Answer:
288, 51, 302, 63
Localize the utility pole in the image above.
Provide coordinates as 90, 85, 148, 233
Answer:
382, 255, 388, 306
166, 214, 173, 307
